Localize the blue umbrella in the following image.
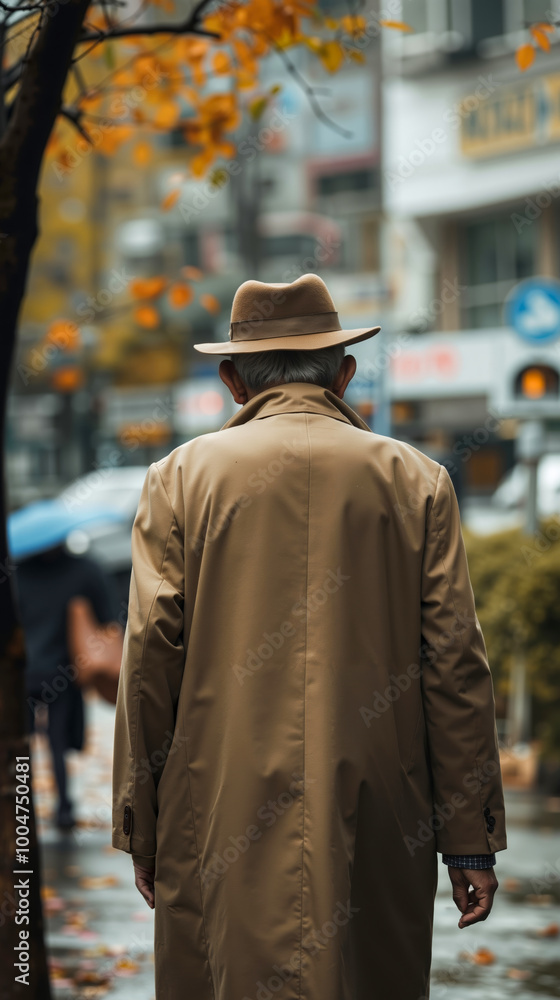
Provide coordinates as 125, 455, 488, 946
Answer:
8, 499, 126, 561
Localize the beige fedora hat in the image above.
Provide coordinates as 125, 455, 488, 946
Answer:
193, 273, 381, 354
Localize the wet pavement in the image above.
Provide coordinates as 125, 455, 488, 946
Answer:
33, 694, 560, 999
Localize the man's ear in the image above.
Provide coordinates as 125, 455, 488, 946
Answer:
330, 355, 357, 399
219, 359, 250, 405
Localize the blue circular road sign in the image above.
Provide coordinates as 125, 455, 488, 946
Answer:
505, 277, 560, 343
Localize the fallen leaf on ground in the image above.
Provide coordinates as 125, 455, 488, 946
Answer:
113, 957, 140, 977
535, 922, 559, 938
507, 968, 530, 980
459, 947, 495, 965
73, 970, 112, 987
79, 875, 119, 890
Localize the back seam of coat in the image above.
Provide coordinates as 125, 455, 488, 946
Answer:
297, 412, 311, 1000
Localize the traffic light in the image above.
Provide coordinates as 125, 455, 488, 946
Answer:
514, 364, 559, 400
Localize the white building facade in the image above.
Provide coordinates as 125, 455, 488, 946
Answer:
381, 0, 560, 498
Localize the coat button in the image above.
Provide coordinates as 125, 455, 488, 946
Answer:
123, 805, 131, 835
483, 807, 491, 817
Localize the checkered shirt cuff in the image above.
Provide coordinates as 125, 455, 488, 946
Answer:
442, 854, 496, 869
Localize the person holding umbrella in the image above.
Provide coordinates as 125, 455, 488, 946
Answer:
10, 499, 121, 829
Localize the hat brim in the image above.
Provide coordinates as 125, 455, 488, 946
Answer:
193, 325, 381, 355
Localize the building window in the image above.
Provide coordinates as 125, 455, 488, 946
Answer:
460, 211, 538, 329
504, 0, 551, 33
316, 169, 376, 198
400, 0, 429, 34
317, 0, 349, 13
522, 0, 551, 25
389, 0, 506, 54
182, 230, 200, 269
470, 0, 504, 45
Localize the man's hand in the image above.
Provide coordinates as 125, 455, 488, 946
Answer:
133, 859, 155, 909
448, 867, 498, 928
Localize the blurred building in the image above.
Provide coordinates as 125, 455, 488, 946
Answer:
8, 5, 385, 504
382, 0, 560, 500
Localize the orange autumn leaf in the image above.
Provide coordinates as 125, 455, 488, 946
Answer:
235, 67, 259, 90
535, 922, 559, 937
213, 51, 231, 75
181, 265, 203, 281
379, 19, 413, 31
200, 293, 220, 314
96, 125, 133, 155
46, 319, 80, 350
516, 43, 536, 70
190, 150, 214, 177
52, 367, 84, 393
318, 40, 344, 73
530, 25, 551, 51
133, 142, 152, 166
134, 305, 160, 329
233, 38, 257, 73
472, 947, 495, 966
154, 100, 181, 129
112, 69, 135, 88
79, 91, 103, 111
161, 189, 180, 211
113, 957, 141, 976
341, 15, 367, 35
305, 36, 321, 52
169, 283, 194, 308
130, 277, 168, 300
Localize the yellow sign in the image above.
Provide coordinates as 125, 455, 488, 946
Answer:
461, 73, 560, 158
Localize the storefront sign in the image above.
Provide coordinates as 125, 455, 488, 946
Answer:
461, 73, 560, 158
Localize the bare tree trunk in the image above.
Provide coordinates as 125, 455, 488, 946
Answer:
0, 1, 91, 995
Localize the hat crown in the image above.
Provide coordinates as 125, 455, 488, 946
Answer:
231, 273, 336, 325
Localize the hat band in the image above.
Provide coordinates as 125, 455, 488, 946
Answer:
229, 311, 341, 342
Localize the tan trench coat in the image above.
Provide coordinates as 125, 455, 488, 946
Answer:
112, 381, 506, 1000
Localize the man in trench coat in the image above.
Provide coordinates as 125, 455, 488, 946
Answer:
112, 273, 506, 1000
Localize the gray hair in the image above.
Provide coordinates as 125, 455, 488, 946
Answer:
232, 345, 345, 393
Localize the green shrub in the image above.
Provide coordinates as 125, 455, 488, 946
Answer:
464, 518, 560, 759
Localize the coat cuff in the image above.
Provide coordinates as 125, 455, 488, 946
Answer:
442, 853, 496, 868
132, 853, 156, 871
111, 803, 157, 856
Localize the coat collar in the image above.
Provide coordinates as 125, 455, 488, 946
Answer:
220, 381, 373, 433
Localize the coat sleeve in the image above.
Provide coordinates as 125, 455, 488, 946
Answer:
112, 462, 185, 857
420, 464, 507, 856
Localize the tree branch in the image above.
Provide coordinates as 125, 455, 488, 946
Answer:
60, 103, 92, 143
0, 0, 91, 196
77, 0, 221, 43
267, 34, 352, 140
